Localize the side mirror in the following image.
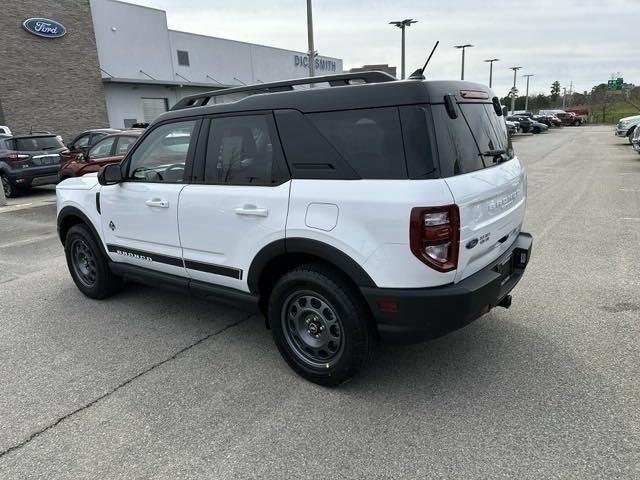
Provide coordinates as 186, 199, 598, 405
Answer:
98, 163, 123, 185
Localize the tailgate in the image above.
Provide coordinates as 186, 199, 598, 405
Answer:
446, 158, 526, 282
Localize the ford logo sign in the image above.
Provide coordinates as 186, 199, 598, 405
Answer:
22, 18, 67, 39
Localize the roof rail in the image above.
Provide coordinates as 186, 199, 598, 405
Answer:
170, 71, 396, 111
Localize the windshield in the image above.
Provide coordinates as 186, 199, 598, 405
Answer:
12, 136, 64, 152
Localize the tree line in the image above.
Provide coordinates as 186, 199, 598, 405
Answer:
499, 80, 640, 118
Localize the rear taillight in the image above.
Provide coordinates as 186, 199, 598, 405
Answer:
410, 205, 460, 272
7, 152, 29, 161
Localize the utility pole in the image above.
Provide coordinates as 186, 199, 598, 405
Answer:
562, 87, 567, 109
454, 44, 474, 80
509, 66, 522, 115
523, 74, 534, 112
390, 19, 417, 79
483, 58, 499, 88
306, 0, 316, 77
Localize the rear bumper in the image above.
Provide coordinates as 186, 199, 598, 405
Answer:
6, 166, 59, 187
361, 232, 533, 345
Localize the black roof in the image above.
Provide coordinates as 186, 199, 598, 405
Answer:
156, 72, 495, 125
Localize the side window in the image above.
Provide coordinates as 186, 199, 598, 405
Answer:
88, 137, 116, 159
114, 136, 136, 156
204, 114, 281, 185
307, 108, 407, 179
73, 134, 90, 149
127, 120, 197, 183
89, 133, 107, 145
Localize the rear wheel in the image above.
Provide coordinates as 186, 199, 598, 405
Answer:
268, 264, 377, 386
64, 224, 123, 299
1, 175, 18, 198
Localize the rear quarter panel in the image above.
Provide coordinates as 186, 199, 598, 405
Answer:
287, 179, 457, 288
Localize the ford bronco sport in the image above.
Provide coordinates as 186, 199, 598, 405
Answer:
57, 72, 532, 386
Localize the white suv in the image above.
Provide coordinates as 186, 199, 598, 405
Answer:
56, 72, 532, 385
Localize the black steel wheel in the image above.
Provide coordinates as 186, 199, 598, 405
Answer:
70, 237, 98, 288
281, 291, 345, 368
64, 224, 123, 299
269, 263, 377, 386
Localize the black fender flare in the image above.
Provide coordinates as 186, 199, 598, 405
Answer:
247, 237, 377, 293
57, 206, 103, 252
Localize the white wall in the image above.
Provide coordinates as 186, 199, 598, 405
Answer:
90, 0, 174, 80
104, 83, 217, 127
170, 31, 343, 86
91, 0, 342, 85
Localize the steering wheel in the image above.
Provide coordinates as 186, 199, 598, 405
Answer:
163, 163, 185, 181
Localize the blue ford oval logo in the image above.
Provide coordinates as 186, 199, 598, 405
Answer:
466, 238, 479, 250
22, 18, 67, 39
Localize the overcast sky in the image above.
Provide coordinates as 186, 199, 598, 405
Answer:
130, 0, 639, 97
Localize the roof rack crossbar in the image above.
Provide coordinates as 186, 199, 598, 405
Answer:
170, 71, 396, 111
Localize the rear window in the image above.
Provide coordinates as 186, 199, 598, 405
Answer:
11, 136, 64, 152
307, 108, 407, 179
431, 103, 511, 177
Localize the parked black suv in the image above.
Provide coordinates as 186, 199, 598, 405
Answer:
0, 134, 67, 197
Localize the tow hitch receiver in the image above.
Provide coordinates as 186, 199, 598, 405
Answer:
498, 295, 512, 309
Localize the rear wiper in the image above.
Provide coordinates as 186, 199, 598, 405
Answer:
480, 149, 509, 164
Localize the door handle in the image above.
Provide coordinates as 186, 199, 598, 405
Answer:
145, 198, 169, 208
235, 205, 268, 217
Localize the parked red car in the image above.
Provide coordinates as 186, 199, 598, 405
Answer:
58, 130, 143, 181
59, 128, 123, 165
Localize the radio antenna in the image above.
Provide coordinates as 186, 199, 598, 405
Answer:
408, 40, 440, 80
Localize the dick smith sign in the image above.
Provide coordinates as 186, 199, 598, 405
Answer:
294, 55, 337, 72
22, 18, 67, 38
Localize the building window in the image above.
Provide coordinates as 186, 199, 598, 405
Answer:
177, 50, 190, 66
141, 98, 169, 123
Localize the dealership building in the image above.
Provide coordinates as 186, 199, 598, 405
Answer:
0, 0, 343, 141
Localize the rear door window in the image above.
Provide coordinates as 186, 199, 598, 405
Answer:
115, 136, 137, 156
307, 108, 407, 179
204, 114, 283, 185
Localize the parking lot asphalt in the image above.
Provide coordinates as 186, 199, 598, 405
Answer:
0, 126, 638, 479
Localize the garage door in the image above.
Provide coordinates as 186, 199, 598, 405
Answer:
141, 98, 169, 123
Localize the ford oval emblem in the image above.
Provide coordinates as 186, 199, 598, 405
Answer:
22, 18, 67, 39
466, 238, 479, 250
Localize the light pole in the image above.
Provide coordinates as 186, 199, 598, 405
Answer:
454, 44, 474, 80
483, 58, 499, 88
306, 0, 316, 78
509, 66, 522, 114
390, 19, 417, 79
562, 87, 567, 109
523, 74, 534, 112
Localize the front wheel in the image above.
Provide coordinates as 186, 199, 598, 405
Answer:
629, 128, 636, 144
268, 264, 377, 386
64, 224, 123, 299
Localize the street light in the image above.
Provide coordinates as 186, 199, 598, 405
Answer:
306, 0, 316, 78
483, 58, 499, 88
390, 19, 417, 79
509, 66, 522, 114
454, 44, 474, 80
523, 74, 534, 112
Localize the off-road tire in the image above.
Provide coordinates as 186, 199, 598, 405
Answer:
268, 263, 377, 386
64, 224, 123, 299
